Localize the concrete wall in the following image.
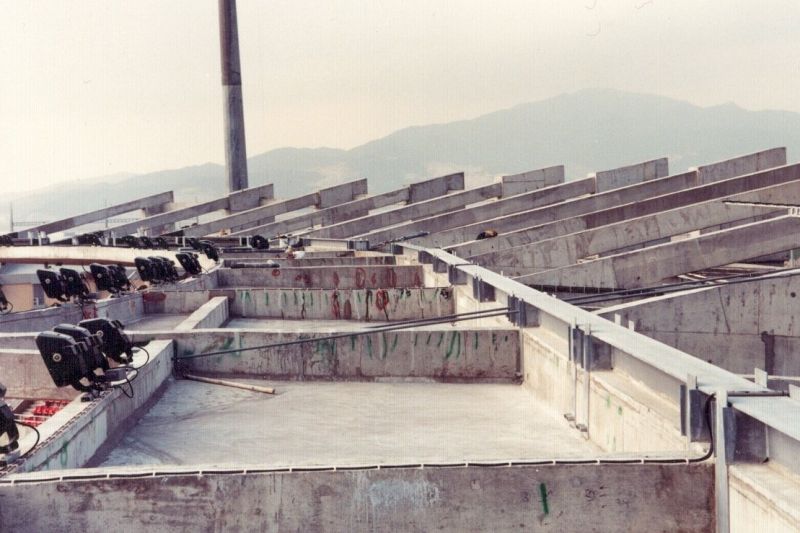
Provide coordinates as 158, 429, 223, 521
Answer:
175, 327, 520, 382
0, 293, 143, 333
0, 348, 76, 400
0, 463, 714, 532
518, 215, 800, 290
729, 464, 800, 533
501, 165, 565, 196
217, 265, 426, 289
152, 287, 456, 321
593, 157, 669, 192
696, 147, 786, 185
599, 272, 800, 375
174, 296, 229, 331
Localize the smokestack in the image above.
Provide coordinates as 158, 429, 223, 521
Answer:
218, 0, 249, 192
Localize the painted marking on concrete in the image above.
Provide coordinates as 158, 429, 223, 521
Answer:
539, 482, 549, 515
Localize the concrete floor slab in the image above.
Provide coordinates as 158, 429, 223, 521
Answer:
97, 380, 598, 468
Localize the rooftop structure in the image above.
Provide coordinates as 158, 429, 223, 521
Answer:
0, 148, 799, 531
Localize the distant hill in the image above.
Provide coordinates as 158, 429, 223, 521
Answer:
12, 88, 800, 230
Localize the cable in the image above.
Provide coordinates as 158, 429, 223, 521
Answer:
13, 419, 41, 460
363, 307, 511, 329
177, 309, 517, 361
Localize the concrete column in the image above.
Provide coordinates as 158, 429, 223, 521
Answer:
219, 0, 249, 192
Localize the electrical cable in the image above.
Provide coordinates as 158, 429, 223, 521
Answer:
12, 419, 41, 460
177, 309, 517, 361
362, 307, 511, 329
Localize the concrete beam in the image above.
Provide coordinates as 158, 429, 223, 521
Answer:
228, 173, 465, 237
359, 177, 596, 247
0, 293, 143, 333
448, 163, 800, 258
178, 179, 367, 237
217, 265, 424, 289
305, 173, 509, 240
170, 327, 520, 381
150, 287, 456, 321
518, 215, 800, 289
472, 199, 788, 276
0, 245, 216, 270
23, 191, 174, 235
102, 183, 274, 237
593, 157, 669, 192
695, 147, 786, 185
0, 464, 714, 532
598, 270, 800, 375
501, 165, 565, 196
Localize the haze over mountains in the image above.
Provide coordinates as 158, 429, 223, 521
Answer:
11, 88, 800, 229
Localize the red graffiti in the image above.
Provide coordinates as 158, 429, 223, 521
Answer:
355, 268, 367, 289
294, 273, 312, 286
343, 299, 352, 320
272, 269, 281, 277
384, 269, 397, 288
82, 305, 98, 320
333, 271, 340, 287
332, 291, 341, 319
370, 273, 377, 286
413, 272, 422, 287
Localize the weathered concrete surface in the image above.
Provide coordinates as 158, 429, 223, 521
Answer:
461, 177, 800, 262
0, 461, 714, 532
593, 157, 669, 192
308, 176, 504, 240
501, 165, 565, 196
174, 296, 229, 330
103, 183, 274, 237
450, 163, 800, 258
0, 349, 75, 399
224, 256, 398, 268
153, 287, 456, 321
217, 265, 425, 289
471, 201, 784, 276
696, 147, 786, 185
599, 271, 800, 375
229, 173, 465, 237
174, 327, 520, 381
0, 244, 215, 270
0, 292, 143, 333
518, 215, 800, 289
23, 191, 174, 235
182, 179, 368, 237
361, 177, 596, 247
729, 463, 800, 533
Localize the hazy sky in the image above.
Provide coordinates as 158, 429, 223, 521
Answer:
2, 0, 799, 194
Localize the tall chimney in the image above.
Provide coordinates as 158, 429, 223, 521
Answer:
218, 0, 249, 192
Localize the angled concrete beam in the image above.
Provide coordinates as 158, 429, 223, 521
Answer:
305, 173, 510, 240
102, 183, 274, 237
501, 165, 564, 196
517, 215, 800, 289
178, 179, 367, 237
593, 157, 669, 192
695, 147, 786, 185
356, 176, 595, 246
229, 173, 465, 237
446, 162, 800, 258
471, 179, 800, 275
23, 191, 174, 235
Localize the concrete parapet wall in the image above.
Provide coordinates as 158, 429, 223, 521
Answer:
218, 265, 425, 289
0, 463, 715, 532
174, 328, 520, 382
409, 172, 465, 203
174, 296, 229, 330
696, 147, 786, 185
594, 157, 669, 192
0, 293, 143, 333
0, 348, 75, 399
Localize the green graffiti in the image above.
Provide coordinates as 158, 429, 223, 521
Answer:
60, 442, 68, 467
350, 335, 356, 351
413, 333, 418, 347
473, 332, 479, 350
294, 292, 299, 306
264, 293, 269, 306
436, 332, 445, 348
426, 333, 432, 345
366, 336, 373, 359
391, 334, 399, 354
445, 331, 461, 360
539, 483, 549, 515
381, 332, 388, 359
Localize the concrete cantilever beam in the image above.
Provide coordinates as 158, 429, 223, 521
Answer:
22, 191, 175, 236
516, 214, 800, 290
177, 179, 369, 237
102, 183, 275, 237
228, 173, 466, 237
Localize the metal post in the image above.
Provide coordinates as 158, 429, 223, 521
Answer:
219, 0, 249, 192
715, 390, 730, 533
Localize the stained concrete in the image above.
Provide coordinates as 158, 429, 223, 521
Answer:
98, 380, 598, 467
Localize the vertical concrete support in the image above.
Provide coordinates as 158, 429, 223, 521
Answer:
409, 172, 465, 203
593, 158, 669, 192
219, 0, 249, 192
501, 165, 565, 196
